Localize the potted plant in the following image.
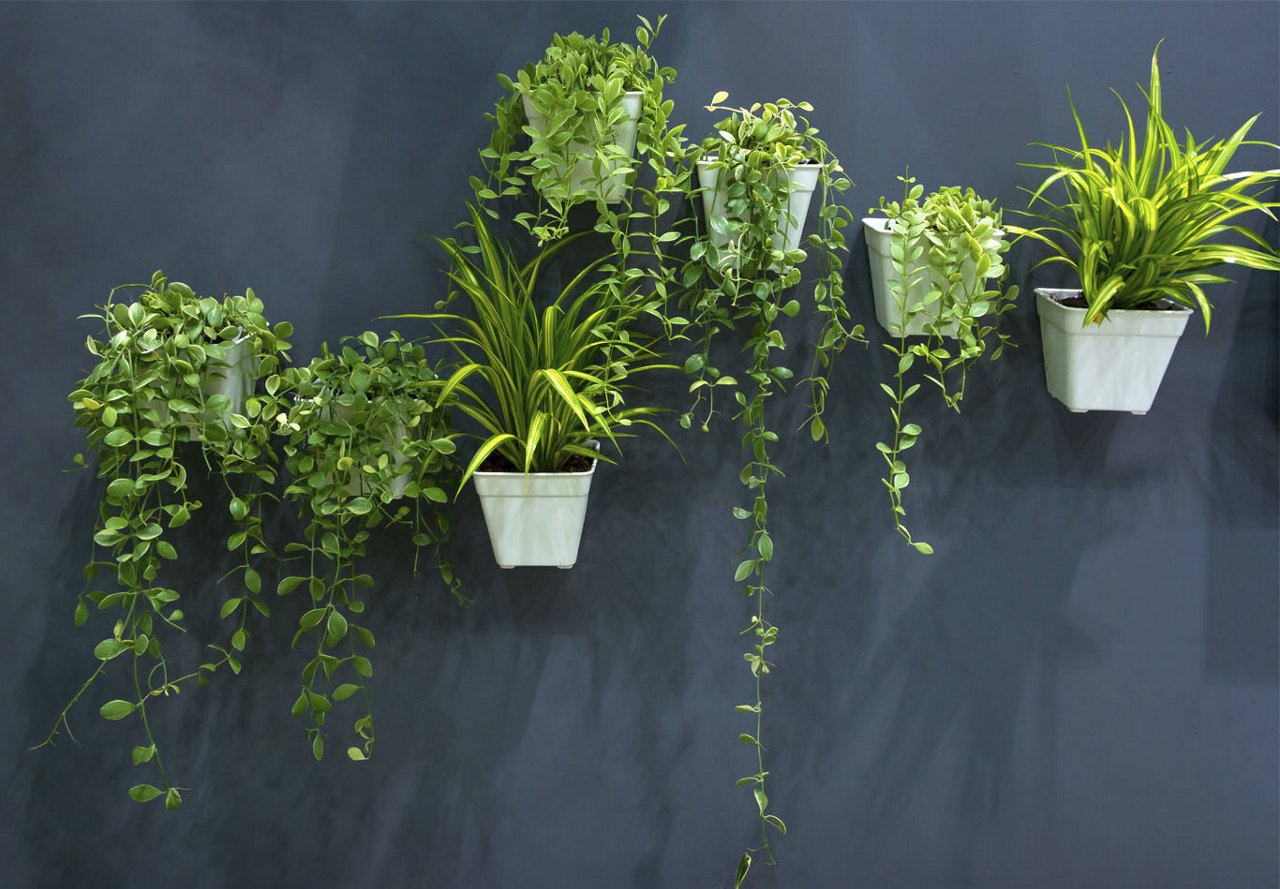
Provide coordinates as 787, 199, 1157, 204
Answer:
47, 271, 292, 809
394, 205, 671, 569
272, 331, 462, 763
678, 94, 862, 886
1015, 43, 1280, 414
475, 15, 679, 245
867, 174, 1018, 552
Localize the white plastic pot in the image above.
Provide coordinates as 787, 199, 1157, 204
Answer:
201, 336, 256, 418
473, 453, 597, 569
522, 91, 643, 203
862, 216, 1000, 338
313, 401, 411, 501
151, 335, 256, 432
1035, 288, 1192, 415
696, 158, 820, 265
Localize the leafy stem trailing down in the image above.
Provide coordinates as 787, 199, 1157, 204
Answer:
676, 93, 863, 887
1011, 41, 1280, 330
48, 271, 291, 809
872, 173, 1017, 553
272, 332, 462, 764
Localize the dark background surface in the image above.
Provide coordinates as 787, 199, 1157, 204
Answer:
2, 3, 1277, 887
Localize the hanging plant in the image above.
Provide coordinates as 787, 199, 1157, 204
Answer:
475, 14, 681, 244
678, 94, 862, 886
867, 174, 1018, 552
45, 271, 291, 809
272, 331, 461, 763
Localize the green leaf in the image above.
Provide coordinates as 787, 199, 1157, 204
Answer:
735, 853, 752, 889
327, 610, 348, 641
312, 734, 325, 761
99, 699, 136, 720
277, 575, 306, 596
913, 541, 934, 555
346, 746, 367, 761
244, 567, 261, 595
219, 598, 241, 619
128, 784, 163, 802
156, 540, 178, 560
103, 429, 133, 447
231, 628, 246, 651
165, 787, 182, 811
131, 744, 156, 765
756, 532, 773, 561
352, 656, 373, 678
229, 497, 248, 521
333, 683, 359, 701
733, 559, 756, 583
93, 639, 128, 661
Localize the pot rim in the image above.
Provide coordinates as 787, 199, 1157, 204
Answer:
1034, 287, 1192, 315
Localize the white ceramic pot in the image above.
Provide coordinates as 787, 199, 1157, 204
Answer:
696, 158, 820, 266
473, 452, 597, 569
1035, 288, 1192, 415
862, 216, 1000, 338
522, 91, 643, 203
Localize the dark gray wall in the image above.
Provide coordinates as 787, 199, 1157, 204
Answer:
2, 3, 1276, 887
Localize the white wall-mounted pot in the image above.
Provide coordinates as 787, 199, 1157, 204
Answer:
521, 91, 643, 204
862, 216, 1000, 338
472, 450, 597, 569
696, 158, 820, 267
151, 334, 256, 433
1035, 288, 1192, 415
308, 400, 411, 501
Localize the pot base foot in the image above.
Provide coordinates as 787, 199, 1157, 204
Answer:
1068, 408, 1088, 413
1130, 410, 1147, 416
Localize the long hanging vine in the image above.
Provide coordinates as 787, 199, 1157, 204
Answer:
44, 272, 291, 808
873, 171, 1017, 552
679, 95, 861, 886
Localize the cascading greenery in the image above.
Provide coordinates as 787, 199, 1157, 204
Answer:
871, 174, 1018, 553
1013, 42, 1280, 330
47, 271, 292, 809
271, 332, 462, 763
678, 94, 862, 887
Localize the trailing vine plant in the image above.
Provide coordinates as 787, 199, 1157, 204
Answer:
678, 94, 862, 886
871, 173, 1018, 553
272, 331, 461, 763
46, 271, 292, 809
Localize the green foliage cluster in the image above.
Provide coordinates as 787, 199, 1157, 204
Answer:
872, 174, 1018, 552
272, 332, 461, 763
477, 15, 681, 245
51, 271, 292, 809
1015, 42, 1280, 330
51, 276, 462, 804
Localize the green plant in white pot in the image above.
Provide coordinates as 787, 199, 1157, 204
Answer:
393, 205, 671, 569
476, 15, 681, 245
272, 331, 462, 763
46, 271, 292, 809
868, 173, 1018, 552
678, 94, 862, 886
1014, 43, 1280, 414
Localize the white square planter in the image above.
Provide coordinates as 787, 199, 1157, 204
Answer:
522, 91, 643, 204
473, 458, 597, 569
862, 216, 998, 338
150, 335, 256, 433
696, 158, 819, 267
1035, 288, 1192, 415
